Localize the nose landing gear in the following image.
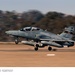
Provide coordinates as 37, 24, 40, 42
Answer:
15, 39, 19, 44
14, 37, 19, 44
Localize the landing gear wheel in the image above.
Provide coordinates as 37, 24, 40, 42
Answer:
15, 39, 19, 44
34, 47, 38, 51
48, 47, 52, 51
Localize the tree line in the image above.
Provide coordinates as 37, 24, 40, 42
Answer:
0, 10, 75, 41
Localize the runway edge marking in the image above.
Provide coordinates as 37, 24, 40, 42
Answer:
47, 54, 55, 56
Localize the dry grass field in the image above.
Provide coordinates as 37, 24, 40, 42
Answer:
0, 42, 75, 67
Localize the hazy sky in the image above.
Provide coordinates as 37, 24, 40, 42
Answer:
0, 0, 75, 15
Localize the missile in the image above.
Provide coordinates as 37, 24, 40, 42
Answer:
21, 41, 43, 47
21, 41, 35, 46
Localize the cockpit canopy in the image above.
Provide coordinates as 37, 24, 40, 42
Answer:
20, 27, 43, 31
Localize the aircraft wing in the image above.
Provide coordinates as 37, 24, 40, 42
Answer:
40, 39, 75, 48
37, 32, 75, 42
41, 41, 63, 47
40, 38, 75, 42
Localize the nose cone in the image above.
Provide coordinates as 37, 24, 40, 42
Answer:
5, 31, 11, 34
5, 30, 19, 36
5, 30, 18, 35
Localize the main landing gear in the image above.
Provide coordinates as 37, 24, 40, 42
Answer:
34, 46, 38, 51
34, 44, 56, 51
34, 44, 39, 51
48, 46, 56, 51
48, 46, 52, 51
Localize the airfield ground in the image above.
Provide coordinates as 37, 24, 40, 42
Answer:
0, 42, 75, 67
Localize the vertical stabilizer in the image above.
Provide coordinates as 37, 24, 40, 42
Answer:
59, 26, 75, 39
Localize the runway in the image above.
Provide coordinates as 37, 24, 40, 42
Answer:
0, 42, 75, 67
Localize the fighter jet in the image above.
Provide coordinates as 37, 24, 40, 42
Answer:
5, 26, 75, 51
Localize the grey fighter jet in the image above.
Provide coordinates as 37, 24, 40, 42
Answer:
5, 26, 75, 51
